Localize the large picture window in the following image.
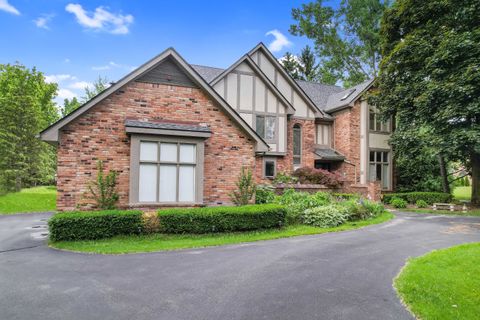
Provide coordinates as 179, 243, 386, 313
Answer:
293, 124, 302, 168
256, 115, 276, 141
369, 107, 391, 133
128, 135, 205, 204
369, 150, 390, 189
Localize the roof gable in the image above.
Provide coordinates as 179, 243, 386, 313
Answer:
40, 48, 269, 151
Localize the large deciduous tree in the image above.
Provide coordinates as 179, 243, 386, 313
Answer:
0, 64, 58, 192
290, 0, 389, 87
376, 0, 480, 204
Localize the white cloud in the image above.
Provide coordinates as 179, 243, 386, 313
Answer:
265, 29, 293, 53
92, 61, 136, 71
34, 14, 54, 29
44, 74, 77, 83
0, 0, 20, 15
68, 81, 93, 90
57, 88, 77, 100
65, 3, 133, 34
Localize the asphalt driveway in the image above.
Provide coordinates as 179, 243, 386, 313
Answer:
1, 212, 479, 320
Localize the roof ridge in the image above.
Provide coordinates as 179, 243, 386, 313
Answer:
295, 79, 343, 89
189, 64, 225, 70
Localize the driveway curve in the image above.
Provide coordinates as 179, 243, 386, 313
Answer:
1, 211, 479, 320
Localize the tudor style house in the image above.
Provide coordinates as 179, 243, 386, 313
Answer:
40, 43, 392, 211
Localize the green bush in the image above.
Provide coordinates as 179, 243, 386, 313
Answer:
416, 199, 428, 208
157, 204, 286, 234
48, 210, 144, 241
339, 199, 385, 221
332, 193, 359, 200
390, 197, 408, 209
274, 189, 332, 224
382, 192, 451, 205
361, 200, 386, 217
255, 185, 276, 204
302, 205, 349, 228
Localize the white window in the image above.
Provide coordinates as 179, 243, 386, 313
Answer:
138, 141, 197, 203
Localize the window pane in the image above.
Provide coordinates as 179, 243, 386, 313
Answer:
159, 165, 177, 202
179, 166, 195, 202
265, 116, 276, 140
382, 164, 389, 189
376, 164, 382, 180
179, 144, 196, 163
369, 164, 376, 181
139, 164, 157, 202
293, 156, 301, 165
376, 152, 382, 162
370, 151, 375, 162
265, 161, 275, 177
140, 142, 158, 162
293, 127, 301, 156
160, 143, 177, 162
369, 112, 375, 131
383, 152, 388, 163
256, 115, 265, 138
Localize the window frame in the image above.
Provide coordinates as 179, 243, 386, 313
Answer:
369, 106, 391, 134
368, 149, 390, 190
293, 123, 302, 169
129, 135, 205, 205
255, 114, 277, 143
263, 157, 277, 179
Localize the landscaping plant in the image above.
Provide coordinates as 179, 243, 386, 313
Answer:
292, 167, 344, 188
390, 197, 408, 209
416, 200, 428, 208
255, 185, 276, 204
383, 192, 451, 205
302, 205, 349, 228
230, 167, 256, 206
87, 160, 119, 210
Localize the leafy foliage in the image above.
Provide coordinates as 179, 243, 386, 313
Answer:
280, 45, 319, 81
390, 197, 408, 209
342, 198, 385, 220
157, 204, 287, 234
292, 166, 344, 187
272, 171, 298, 184
274, 189, 333, 223
0, 63, 58, 193
302, 205, 349, 228
255, 185, 276, 204
61, 76, 109, 116
383, 192, 452, 205
48, 210, 144, 241
375, 0, 480, 204
280, 52, 302, 80
290, 0, 390, 86
416, 200, 428, 208
87, 160, 119, 210
230, 167, 256, 205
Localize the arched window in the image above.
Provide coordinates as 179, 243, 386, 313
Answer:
293, 124, 302, 168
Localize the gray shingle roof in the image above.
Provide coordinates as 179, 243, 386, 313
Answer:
125, 119, 211, 133
190, 64, 373, 114
295, 80, 344, 110
314, 148, 345, 161
191, 64, 225, 83
324, 79, 374, 112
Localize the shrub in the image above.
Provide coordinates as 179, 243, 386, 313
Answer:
274, 189, 332, 223
230, 167, 256, 205
333, 193, 359, 200
157, 204, 286, 234
302, 205, 349, 228
255, 185, 276, 204
87, 160, 119, 210
390, 197, 408, 209
416, 200, 428, 208
340, 199, 371, 221
292, 167, 344, 188
273, 172, 298, 184
48, 210, 144, 241
382, 192, 451, 205
361, 200, 386, 217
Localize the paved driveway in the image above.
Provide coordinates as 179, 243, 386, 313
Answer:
1, 212, 479, 320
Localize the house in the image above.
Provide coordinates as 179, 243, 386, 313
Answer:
40, 43, 393, 211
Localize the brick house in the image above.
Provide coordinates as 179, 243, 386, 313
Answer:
40, 43, 393, 211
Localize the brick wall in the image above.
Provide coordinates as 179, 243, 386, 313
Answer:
332, 101, 361, 184
57, 81, 256, 211
255, 118, 316, 184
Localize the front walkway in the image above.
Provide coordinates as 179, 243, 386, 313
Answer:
1, 211, 479, 320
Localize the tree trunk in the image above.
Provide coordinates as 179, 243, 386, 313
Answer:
471, 152, 480, 206
438, 154, 450, 194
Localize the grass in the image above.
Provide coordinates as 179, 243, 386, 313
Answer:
50, 210, 394, 254
453, 186, 471, 201
0, 186, 56, 214
407, 208, 480, 217
395, 242, 480, 320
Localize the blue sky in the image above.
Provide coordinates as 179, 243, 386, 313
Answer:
0, 0, 335, 104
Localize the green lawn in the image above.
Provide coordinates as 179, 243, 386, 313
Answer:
408, 208, 480, 217
50, 211, 394, 254
453, 186, 471, 201
395, 242, 480, 320
0, 186, 56, 214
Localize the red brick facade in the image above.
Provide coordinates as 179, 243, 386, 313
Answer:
57, 81, 256, 211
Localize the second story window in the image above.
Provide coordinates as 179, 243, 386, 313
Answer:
369, 106, 391, 133
256, 115, 276, 141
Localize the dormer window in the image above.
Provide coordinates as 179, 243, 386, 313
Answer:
340, 89, 356, 101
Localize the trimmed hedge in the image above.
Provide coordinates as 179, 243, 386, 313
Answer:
158, 204, 286, 234
383, 192, 452, 205
49, 210, 144, 241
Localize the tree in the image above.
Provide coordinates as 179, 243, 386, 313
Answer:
60, 76, 109, 116
230, 167, 256, 205
280, 52, 302, 80
375, 0, 480, 204
290, 0, 390, 87
0, 63, 58, 192
298, 45, 318, 81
